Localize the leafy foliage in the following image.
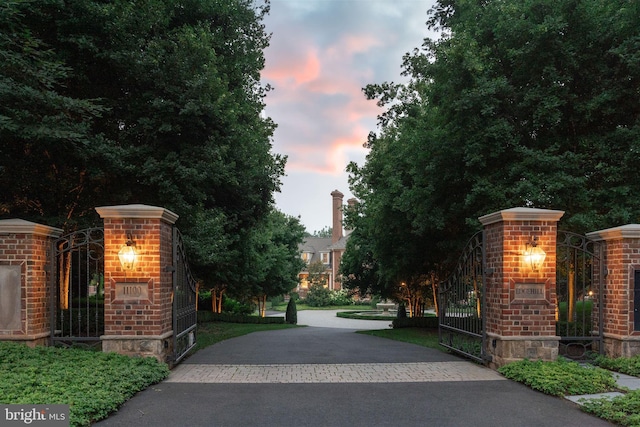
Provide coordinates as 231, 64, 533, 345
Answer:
343, 0, 640, 300
305, 283, 333, 307
593, 355, 640, 377
0, 342, 169, 427
498, 358, 617, 397
0, 0, 286, 295
581, 390, 640, 426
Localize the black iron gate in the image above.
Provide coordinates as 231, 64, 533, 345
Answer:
172, 227, 197, 364
50, 228, 104, 347
556, 231, 604, 359
438, 231, 486, 363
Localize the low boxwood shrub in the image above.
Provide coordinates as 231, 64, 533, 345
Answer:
197, 311, 285, 324
392, 316, 438, 329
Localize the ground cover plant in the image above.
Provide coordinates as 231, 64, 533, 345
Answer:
593, 354, 640, 377
498, 358, 617, 397
577, 354, 640, 425
580, 390, 640, 426
0, 342, 169, 427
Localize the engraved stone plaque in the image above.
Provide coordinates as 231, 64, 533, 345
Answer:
0, 265, 21, 330
512, 283, 546, 303
115, 282, 149, 301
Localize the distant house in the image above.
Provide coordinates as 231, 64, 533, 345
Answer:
296, 190, 356, 297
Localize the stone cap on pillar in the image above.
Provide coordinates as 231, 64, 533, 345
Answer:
586, 224, 640, 242
0, 219, 63, 238
96, 204, 179, 225
479, 207, 565, 226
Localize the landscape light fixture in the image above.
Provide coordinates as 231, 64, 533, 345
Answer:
523, 236, 546, 272
118, 233, 137, 271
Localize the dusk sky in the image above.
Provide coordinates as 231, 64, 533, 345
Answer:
261, 0, 439, 233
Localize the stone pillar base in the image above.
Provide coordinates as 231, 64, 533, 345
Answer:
603, 334, 640, 359
486, 333, 559, 369
0, 332, 51, 347
101, 331, 174, 365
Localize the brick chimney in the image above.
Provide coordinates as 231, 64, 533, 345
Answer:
345, 198, 358, 235
331, 190, 344, 244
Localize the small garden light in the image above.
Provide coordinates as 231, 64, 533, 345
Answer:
118, 233, 137, 271
523, 236, 546, 272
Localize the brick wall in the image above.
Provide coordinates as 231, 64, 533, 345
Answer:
0, 220, 62, 346
587, 225, 640, 357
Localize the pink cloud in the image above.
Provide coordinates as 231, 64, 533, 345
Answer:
283, 124, 369, 176
327, 33, 384, 57
263, 48, 321, 87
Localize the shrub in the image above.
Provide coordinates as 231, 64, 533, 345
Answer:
285, 298, 297, 324
223, 297, 254, 315
306, 284, 332, 307
392, 316, 438, 329
197, 312, 284, 324
397, 304, 407, 318
270, 295, 285, 306
329, 289, 354, 306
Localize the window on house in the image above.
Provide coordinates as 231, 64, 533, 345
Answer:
320, 252, 329, 264
301, 252, 311, 263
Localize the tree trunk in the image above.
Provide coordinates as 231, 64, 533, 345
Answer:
58, 247, 70, 310
210, 286, 226, 314
430, 273, 439, 317
568, 265, 576, 322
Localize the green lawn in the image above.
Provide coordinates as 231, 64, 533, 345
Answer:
194, 321, 300, 350
358, 327, 443, 350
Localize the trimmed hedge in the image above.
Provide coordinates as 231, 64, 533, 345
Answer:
392, 316, 439, 329
197, 311, 285, 324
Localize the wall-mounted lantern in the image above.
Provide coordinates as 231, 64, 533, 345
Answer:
523, 236, 546, 272
118, 233, 137, 271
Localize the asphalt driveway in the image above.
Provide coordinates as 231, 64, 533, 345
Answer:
95, 311, 613, 427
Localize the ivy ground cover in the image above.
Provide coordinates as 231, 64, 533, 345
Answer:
0, 342, 169, 426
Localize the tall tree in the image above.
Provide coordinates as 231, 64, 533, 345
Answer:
344, 0, 640, 299
239, 210, 305, 316
0, 0, 284, 288
0, 0, 107, 228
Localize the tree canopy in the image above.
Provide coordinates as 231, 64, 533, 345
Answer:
0, 0, 301, 297
343, 0, 640, 300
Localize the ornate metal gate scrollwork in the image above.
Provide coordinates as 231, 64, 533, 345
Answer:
50, 228, 104, 346
556, 231, 604, 359
172, 227, 197, 364
438, 231, 486, 363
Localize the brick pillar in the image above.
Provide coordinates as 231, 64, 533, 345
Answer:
586, 225, 640, 358
0, 219, 62, 346
96, 204, 178, 363
479, 207, 564, 368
